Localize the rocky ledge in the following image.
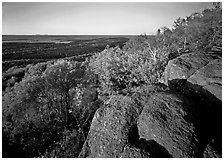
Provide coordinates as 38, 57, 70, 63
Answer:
79, 52, 222, 158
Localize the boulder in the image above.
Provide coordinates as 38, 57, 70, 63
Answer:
163, 53, 220, 87
120, 145, 150, 158
186, 59, 222, 102
164, 53, 214, 83
137, 89, 222, 158
162, 52, 221, 103
79, 95, 142, 158
137, 92, 200, 157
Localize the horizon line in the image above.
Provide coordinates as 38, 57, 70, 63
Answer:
2, 33, 155, 36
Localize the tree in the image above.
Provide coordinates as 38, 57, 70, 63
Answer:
2, 60, 90, 157
43, 59, 84, 129
213, 2, 221, 9
157, 29, 161, 35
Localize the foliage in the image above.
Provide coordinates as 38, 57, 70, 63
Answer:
40, 129, 82, 158
89, 42, 169, 95
2, 66, 26, 91
2, 59, 100, 158
157, 5, 222, 58
88, 5, 222, 97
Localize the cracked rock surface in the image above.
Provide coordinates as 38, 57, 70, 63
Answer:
79, 52, 222, 158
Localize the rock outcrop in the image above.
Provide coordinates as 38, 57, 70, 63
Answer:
79, 95, 142, 158
79, 52, 222, 158
163, 53, 216, 84
186, 58, 222, 103
163, 53, 219, 84
137, 92, 199, 157
119, 145, 150, 158
162, 52, 221, 103
79, 85, 221, 157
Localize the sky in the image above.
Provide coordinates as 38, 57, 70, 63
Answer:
2, 2, 214, 35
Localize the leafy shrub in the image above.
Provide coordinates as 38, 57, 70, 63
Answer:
89, 42, 169, 95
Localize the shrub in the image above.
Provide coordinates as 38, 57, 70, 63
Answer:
89, 42, 169, 96
41, 129, 81, 158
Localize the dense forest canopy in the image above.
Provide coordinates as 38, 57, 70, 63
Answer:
2, 4, 222, 157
